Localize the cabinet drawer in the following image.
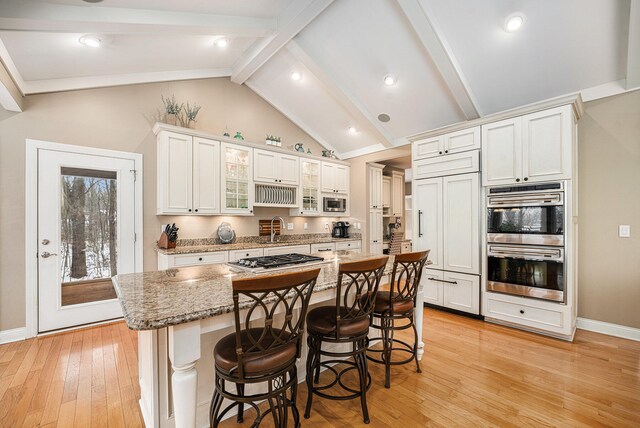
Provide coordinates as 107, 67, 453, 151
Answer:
228, 248, 264, 262
310, 243, 335, 253
172, 252, 228, 267
401, 242, 412, 253
412, 136, 442, 160
335, 240, 361, 251
485, 295, 565, 331
263, 245, 310, 256
413, 150, 479, 180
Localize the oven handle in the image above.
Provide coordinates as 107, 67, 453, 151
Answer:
427, 277, 457, 285
487, 192, 563, 207
488, 251, 563, 262
418, 210, 423, 237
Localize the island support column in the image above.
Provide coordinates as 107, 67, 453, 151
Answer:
415, 282, 425, 360
168, 321, 201, 428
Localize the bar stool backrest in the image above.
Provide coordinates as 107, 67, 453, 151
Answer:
231, 268, 321, 378
389, 251, 430, 306
336, 257, 389, 339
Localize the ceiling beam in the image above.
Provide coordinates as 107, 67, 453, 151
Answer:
626, 0, 640, 89
245, 80, 343, 159
286, 39, 395, 148
0, 59, 22, 112
396, 0, 481, 119
0, 0, 275, 37
231, 0, 333, 84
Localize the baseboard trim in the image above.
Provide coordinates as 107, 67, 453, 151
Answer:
577, 318, 640, 341
0, 327, 26, 344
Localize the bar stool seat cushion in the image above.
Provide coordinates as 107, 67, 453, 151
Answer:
307, 306, 370, 338
371, 291, 414, 314
214, 328, 297, 375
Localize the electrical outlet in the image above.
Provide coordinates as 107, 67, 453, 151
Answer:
324, 222, 329, 230
619, 225, 631, 238
287, 223, 294, 230
304, 223, 308, 230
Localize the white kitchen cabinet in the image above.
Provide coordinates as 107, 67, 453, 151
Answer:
158, 251, 229, 269
368, 164, 383, 209
310, 242, 335, 253
412, 126, 480, 160
442, 271, 480, 315
263, 244, 310, 256
292, 159, 321, 216
423, 269, 444, 306
369, 209, 383, 254
413, 150, 479, 180
413, 178, 443, 270
382, 176, 391, 209
391, 171, 404, 217
221, 142, 253, 214
253, 149, 299, 185
157, 132, 221, 215
414, 173, 479, 275
443, 174, 479, 274
482, 105, 573, 186
192, 137, 220, 214
322, 162, 349, 194
401, 241, 412, 253
157, 131, 193, 214
335, 240, 361, 252
228, 248, 264, 262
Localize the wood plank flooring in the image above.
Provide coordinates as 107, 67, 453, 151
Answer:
1, 308, 638, 427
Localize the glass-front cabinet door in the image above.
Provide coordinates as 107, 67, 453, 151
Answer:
221, 142, 253, 214
298, 159, 321, 215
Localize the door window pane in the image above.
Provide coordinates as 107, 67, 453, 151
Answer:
60, 167, 118, 306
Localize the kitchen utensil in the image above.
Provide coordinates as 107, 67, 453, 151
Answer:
217, 222, 236, 244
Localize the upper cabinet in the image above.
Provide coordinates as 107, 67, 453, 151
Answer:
382, 176, 391, 209
157, 131, 220, 215
413, 126, 480, 160
322, 162, 349, 194
292, 159, 321, 216
368, 164, 383, 209
391, 171, 404, 217
482, 105, 573, 186
254, 149, 299, 185
221, 142, 253, 214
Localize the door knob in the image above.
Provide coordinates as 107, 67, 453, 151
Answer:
41, 239, 50, 245
41, 252, 57, 258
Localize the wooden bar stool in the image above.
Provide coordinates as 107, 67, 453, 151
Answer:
303, 257, 388, 424
209, 268, 321, 428
366, 251, 430, 388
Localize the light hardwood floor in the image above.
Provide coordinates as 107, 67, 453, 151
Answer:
1, 308, 638, 427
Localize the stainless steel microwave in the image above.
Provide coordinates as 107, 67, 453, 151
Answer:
323, 197, 347, 212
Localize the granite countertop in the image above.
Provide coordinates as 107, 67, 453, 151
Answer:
113, 251, 394, 331
157, 236, 362, 255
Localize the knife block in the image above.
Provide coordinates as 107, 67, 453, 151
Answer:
158, 232, 176, 249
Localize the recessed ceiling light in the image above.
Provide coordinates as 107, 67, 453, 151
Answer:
215, 37, 229, 48
378, 113, 391, 123
79, 35, 101, 48
504, 14, 525, 32
383, 75, 396, 86
348, 126, 358, 134
291, 71, 302, 81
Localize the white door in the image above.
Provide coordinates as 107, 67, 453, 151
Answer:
382, 177, 391, 208
221, 143, 253, 214
253, 149, 279, 183
444, 126, 480, 154
369, 166, 383, 208
413, 178, 443, 270
38, 150, 137, 332
481, 118, 522, 186
278, 154, 300, 185
412, 136, 443, 159
422, 269, 444, 306
522, 105, 572, 183
391, 173, 404, 217
443, 173, 479, 275
335, 165, 350, 194
442, 272, 480, 315
321, 162, 335, 193
192, 137, 220, 214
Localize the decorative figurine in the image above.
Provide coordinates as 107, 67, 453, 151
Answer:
295, 143, 305, 152
234, 131, 244, 140
307, 148, 312, 154
223, 126, 230, 137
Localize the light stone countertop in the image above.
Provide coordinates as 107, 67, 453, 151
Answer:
113, 251, 395, 331
157, 236, 362, 255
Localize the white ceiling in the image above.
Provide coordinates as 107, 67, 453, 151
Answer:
0, 0, 638, 158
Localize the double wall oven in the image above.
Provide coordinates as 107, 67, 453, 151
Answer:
486, 183, 566, 303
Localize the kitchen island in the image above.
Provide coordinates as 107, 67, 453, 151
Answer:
113, 251, 428, 428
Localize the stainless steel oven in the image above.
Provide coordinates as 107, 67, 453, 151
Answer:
487, 244, 565, 302
323, 197, 347, 213
487, 183, 564, 246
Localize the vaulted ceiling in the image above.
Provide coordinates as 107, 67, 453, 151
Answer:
1, 0, 638, 158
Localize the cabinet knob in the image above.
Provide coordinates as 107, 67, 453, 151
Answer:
445, 150, 448, 154
198, 257, 203, 261
519, 309, 525, 314
250, 210, 253, 213
194, 209, 198, 212
188, 208, 192, 212
515, 178, 520, 182
524, 177, 529, 181
438, 151, 442, 155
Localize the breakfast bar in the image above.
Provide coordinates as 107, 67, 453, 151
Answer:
113, 251, 428, 428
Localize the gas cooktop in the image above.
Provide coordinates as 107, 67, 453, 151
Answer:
227, 253, 328, 273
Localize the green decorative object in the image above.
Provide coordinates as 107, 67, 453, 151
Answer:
234, 131, 244, 140
307, 148, 312, 154
223, 126, 230, 137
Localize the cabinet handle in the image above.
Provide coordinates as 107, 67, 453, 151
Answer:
444, 150, 448, 154
198, 257, 203, 261
515, 178, 520, 182
519, 309, 525, 314
246, 253, 249, 256
188, 209, 192, 212
194, 209, 198, 212
428, 278, 457, 285
250, 210, 253, 213
418, 210, 423, 237
438, 151, 442, 155
524, 177, 529, 181
317, 248, 332, 252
